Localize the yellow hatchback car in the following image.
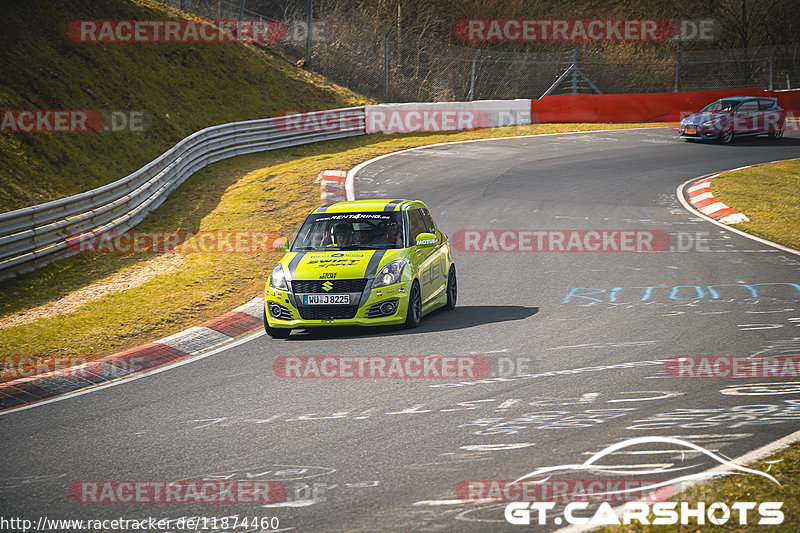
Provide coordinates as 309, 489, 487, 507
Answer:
264, 199, 456, 337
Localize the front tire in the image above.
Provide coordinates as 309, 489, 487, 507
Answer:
444, 265, 457, 310
719, 128, 734, 144
404, 281, 422, 328
263, 308, 291, 338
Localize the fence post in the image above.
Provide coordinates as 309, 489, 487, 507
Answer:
674, 51, 679, 92
384, 26, 395, 102
469, 49, 480, 101
768, 45, 776, 90
572, 48, 579, 94
237, 0, 245, 37
202, 0, 213, 18
305, 0, 313, 65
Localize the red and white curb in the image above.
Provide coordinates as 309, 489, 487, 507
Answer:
317, 170, 347, 205
686, 174, 749, 225
0, 297, 264, 412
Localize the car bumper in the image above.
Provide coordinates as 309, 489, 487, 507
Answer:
264, 281, 412, 328
679, 125, 721, 139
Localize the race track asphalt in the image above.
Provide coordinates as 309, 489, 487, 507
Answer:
2, 127, 800, 532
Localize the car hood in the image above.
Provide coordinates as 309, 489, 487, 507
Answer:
281, 249, 402, 281
683, 111, 730, 124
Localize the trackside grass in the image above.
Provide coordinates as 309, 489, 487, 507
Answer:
710, 158, 800, 250
0, 123, 663, 377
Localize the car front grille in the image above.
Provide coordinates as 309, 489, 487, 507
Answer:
292, 278, 369, 294
298, 306, 359, 320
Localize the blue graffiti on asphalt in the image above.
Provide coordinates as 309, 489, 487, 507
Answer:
562, 283, 800, 303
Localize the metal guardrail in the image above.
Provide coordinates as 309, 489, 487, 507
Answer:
0, 107, 365, 280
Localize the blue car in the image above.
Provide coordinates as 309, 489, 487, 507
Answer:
679, 96, 786, 143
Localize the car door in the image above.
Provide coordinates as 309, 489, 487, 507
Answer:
759, 98, 781, 134
420, 208, 449, 305
407, 208, 439, 308
733, 99, 759, 134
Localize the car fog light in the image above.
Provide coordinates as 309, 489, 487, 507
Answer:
380, 301, 397, 315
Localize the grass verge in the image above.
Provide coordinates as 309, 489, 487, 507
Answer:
601, 440, 800, 532
0, 122, 663, 380
710, 158, 800, 250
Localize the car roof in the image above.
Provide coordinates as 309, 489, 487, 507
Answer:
312, 199, 426, 214
716, 96, 775, 102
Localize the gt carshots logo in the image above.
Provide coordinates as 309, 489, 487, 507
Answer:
504, 501, 783, 526
502, 436, 784, 526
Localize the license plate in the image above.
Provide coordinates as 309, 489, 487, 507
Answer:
685, 129, 696, 134
303, 294, 350, 305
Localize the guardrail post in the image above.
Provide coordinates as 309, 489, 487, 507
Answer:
384, 26, 395, 102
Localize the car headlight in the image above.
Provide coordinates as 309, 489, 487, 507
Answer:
372, 259, 409, 288
702, 118, 721, 126
269, 264, 288, 291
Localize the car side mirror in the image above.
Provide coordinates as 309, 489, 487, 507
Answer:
272, 237, 289, 253
415, 233, 437, 247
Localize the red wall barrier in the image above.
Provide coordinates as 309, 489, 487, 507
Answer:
530, 88, 800, 123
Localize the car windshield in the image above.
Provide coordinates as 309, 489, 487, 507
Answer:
702, 100, 739, 112
291, 211, 405, 251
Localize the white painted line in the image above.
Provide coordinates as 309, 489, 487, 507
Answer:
413, 500, 467, 506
